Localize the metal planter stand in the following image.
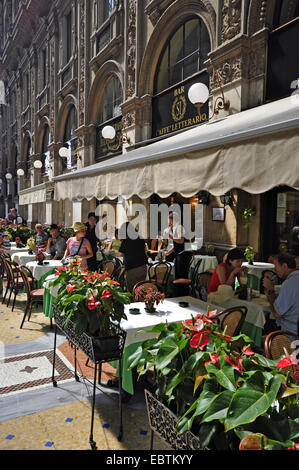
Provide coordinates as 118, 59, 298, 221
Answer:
52, 304, 126, 450
145, 389, 201, 451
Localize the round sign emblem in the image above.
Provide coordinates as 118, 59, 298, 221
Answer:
171, 95, 187, 122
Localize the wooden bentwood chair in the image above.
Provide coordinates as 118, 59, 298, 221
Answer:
18, 266, 44, 329
213, 306, 248, 337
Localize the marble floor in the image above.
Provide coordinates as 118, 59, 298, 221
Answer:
0, 292, 170, 450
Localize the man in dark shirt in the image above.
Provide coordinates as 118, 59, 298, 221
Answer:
117, 222, 147, 292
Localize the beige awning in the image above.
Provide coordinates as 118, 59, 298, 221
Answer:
18, 183, 50, 205
53, 96, 299, 201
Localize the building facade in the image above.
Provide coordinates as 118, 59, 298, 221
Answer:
0, 0, 299, 260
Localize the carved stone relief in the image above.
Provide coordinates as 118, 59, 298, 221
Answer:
126, 0, 136, 98
221, 0, 242, 43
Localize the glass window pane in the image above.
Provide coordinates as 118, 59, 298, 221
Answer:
183, 53, 199, 80
99, 76, 123, 123
156, 48, 169, 93
170, 62, 183, 87
185, 19, 199, 57
169, 26, 183, 67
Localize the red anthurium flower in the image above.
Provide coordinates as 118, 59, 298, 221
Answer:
293, 371, 299, 384
107, 280, 119, 285
182, 317, 204, 333
242, 345, 255, 356
276, 355, 299, 369
214, 331, 234, 342
190, 330, 210, 350
101, 289, 111, 300
66, 283, 75, 292
287, 443, 299, 450
224, 355, 243, 373
87, 300, 101, 310
204, 354, 219, 368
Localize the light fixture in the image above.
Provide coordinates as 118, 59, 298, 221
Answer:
197, 190, 210, 205
17, 168, 25, 177
5, 172, 12, 180
59, 146, 69, 158
220, 191, 233, 207
101, 118, 131, 151
188, 71, 230, 119
33, 160, 43, 169
188, 83, 210, 114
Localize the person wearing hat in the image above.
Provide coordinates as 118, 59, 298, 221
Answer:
85, 212, 100, 271
46, 224, 67, 260
61, 222, 93, 269
208, 248, 247, 294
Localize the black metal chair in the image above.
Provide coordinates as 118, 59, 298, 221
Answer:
148, 261, 172, 295
172, 258, 202, 297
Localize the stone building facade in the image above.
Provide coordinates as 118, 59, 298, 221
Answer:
0, 0, 299, 259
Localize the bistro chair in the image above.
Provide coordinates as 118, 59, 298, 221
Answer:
101, 260, 116, 277
215, 306, 248, 337
148, 261, 172, 295
172, 258, 202, 297
132, 280, 164, 301
264, 330, 299, 378
18, 265, 45, 329
196, 271, 213, 301
2, 258, 27, 310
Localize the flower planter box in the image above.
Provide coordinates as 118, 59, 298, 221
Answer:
145, 389, 201, 450
52, 303, 126, 363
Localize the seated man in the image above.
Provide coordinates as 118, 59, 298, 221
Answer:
46, 224, 66, 260
14, 236, 25, 248
34, 224, 49, 249
263, 253, 299, 336
5, 208, 24, 225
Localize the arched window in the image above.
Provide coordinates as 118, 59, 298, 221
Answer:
96, 75, 123, 161
155, 18, 210, 94
152, 17, 210, 138
266, 0, 299, 102
99, 75, 123, 123
63, 105, 78, 170
41, 126, 51, 177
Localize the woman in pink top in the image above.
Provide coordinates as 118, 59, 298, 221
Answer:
208, 248, 247, 294
61, 222, 93, 269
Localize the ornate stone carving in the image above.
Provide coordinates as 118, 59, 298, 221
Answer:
210, 55, 242, 89
221, 0, 242, 43
126, 0, 136, 98
79, 0, 85, 127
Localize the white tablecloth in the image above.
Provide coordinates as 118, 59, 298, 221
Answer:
121, 298, 211, 347
8, 246, 28, 256
11, 251, 51, 266
242, 262, 275, 279
26, 260, 62, 281
191, 255, 218, 273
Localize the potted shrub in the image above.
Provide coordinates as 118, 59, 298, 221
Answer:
128, 309, 299, 450
134, 285, 165, 313
244, 245, 255, 265
50, 257, 131, 359
26, 236, 36, 254
242, 207, 256, 229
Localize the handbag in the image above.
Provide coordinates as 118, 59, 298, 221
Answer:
63, 237, 85, 265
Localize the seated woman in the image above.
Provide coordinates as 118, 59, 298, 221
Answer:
208, 248, 247, 294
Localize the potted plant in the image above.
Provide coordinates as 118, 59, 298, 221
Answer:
134, 285, 165, 313
26, 236, 36, 254
244, 245, 255, 265
204, 243, 215, 256
242, 207, 256, 229
50, 258, 131, 358
35, 249, 45, 265
128, 309, 299, 450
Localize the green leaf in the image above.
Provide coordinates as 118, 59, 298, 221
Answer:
201, 390, 234, 423
225, 375, 282, 431
198, 422, 219, 449
205, 357, 237, 392
155, 336, 187, 372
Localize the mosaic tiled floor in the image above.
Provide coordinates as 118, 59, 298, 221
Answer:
0, 400, 170, 450
0, 289, 171, 450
